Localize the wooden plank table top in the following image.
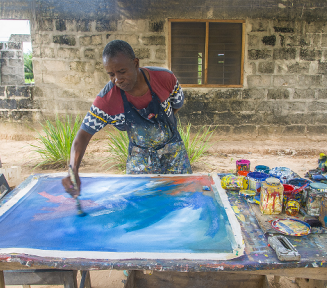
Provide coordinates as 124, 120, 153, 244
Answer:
0, 177, 327, 280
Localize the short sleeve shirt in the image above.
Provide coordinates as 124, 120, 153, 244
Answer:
81, 67, 184, 135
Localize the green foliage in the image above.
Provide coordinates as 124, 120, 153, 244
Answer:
104, 130, 129, 172
177, 119, 214, 164
105, 120, 214, 171
24, 52, 34, 82
31, 115, 82, 168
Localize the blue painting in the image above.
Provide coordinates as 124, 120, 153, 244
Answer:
0, 174, 243, 260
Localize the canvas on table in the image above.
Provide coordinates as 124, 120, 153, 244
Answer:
0, 173, 244, 261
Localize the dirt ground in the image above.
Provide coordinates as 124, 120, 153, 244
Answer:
0, 134, 324, 183
1, 127, 326, 288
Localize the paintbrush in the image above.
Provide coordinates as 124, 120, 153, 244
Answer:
68, 165, 87, 217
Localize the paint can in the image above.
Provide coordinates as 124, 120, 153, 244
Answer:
285, 200, 300, 216
304, 182, 327, 216
236, 159, 250, 174
260, 177, 284, 215
269, 167, 298, 184
283, 184, 297, 204
254, 165, 270, 174
319, 194, 327, 228
238, 170, 250, 177
221, 175, 248, 190
247, 172, 269, 194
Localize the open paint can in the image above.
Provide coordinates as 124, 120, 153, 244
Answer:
238, 170, 250, 177
254, 165, 270, 174
236, 159, 250, 174
304, 182, 327, 216
247, 171, 269, 194
269, 167, 298, 184
260, 177, 284, 215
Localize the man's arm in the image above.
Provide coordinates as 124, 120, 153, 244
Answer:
61, 129, 93, 197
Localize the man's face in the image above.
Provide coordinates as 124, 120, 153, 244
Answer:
103, 52, 139, 92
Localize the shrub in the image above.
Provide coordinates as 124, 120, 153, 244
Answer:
31, 115, 82, 168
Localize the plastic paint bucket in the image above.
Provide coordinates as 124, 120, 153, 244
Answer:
247, 171, 269, 193
221, 175, 248, 190
260, 177, 284, 215
254, 165, 270, 174
269, 167, 298, 184
236, 159, 250, 174
283, 184, 297, 205
304, 182, 327, 216
238, 170, 250, 177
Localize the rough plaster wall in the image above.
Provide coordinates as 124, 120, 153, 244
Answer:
31, 17, 166, 116
179, 19, 327, 136
1, 0, 327, 135
0, 34, 39, 121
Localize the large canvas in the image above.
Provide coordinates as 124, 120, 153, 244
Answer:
0, 173, 243, 260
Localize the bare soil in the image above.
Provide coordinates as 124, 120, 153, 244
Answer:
0, 134, 324, 183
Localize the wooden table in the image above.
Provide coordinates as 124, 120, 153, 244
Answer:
1, 177, 327, 288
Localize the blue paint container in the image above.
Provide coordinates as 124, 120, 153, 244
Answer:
254, 165, 270, 174
269, 167, 299, 184
247, 172, 269, 193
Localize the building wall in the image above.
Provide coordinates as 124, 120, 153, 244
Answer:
0, 34, 39, 121
1, 0, 327, 135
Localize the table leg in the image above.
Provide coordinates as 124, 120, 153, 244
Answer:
0, 270, 5, 288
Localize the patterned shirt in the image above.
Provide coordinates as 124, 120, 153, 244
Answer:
81, 67, 184, 135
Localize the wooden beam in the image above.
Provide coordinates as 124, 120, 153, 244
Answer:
0, 271, 5, 288
167, 20, 171, 70
205, 22, 209, 85
240, 22, 245, 86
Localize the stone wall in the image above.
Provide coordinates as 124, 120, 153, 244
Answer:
0, 34, 39, 121
31, 18, 166, 117
1, 0, 327, 135
179, 19, 327, 136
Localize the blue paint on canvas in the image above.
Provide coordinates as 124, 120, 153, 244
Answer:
0, 175, 233, 254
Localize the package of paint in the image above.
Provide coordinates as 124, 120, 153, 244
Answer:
304, 182, 327, 216
236, 159, 250, 174
319, 194, 327, 228
260, 177, 284, 215
247, 171, 269, 194
220, 175, 248, 190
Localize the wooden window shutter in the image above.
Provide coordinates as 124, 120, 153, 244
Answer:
171, 22, 206, 84
207, 22, 242, 85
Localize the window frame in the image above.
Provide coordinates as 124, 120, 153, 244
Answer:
168, 19, 245, 88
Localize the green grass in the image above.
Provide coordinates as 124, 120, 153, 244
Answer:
177, 119, 214, 164
105, 120, 214, 171
31, 115, 82, 168
104, 129, 130, 172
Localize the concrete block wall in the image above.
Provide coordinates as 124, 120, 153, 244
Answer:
2, 14, 327, 136
31, 18, 166, 117
0, 40, 25, 85
0, 34, 39, 122
179, 19, 327, 136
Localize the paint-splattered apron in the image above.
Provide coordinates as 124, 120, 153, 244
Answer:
120, 69, 192, 175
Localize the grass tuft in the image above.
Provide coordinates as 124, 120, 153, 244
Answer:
104, 129, 130, 172
31, 115, 82, 168
104, 120, 214, 171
